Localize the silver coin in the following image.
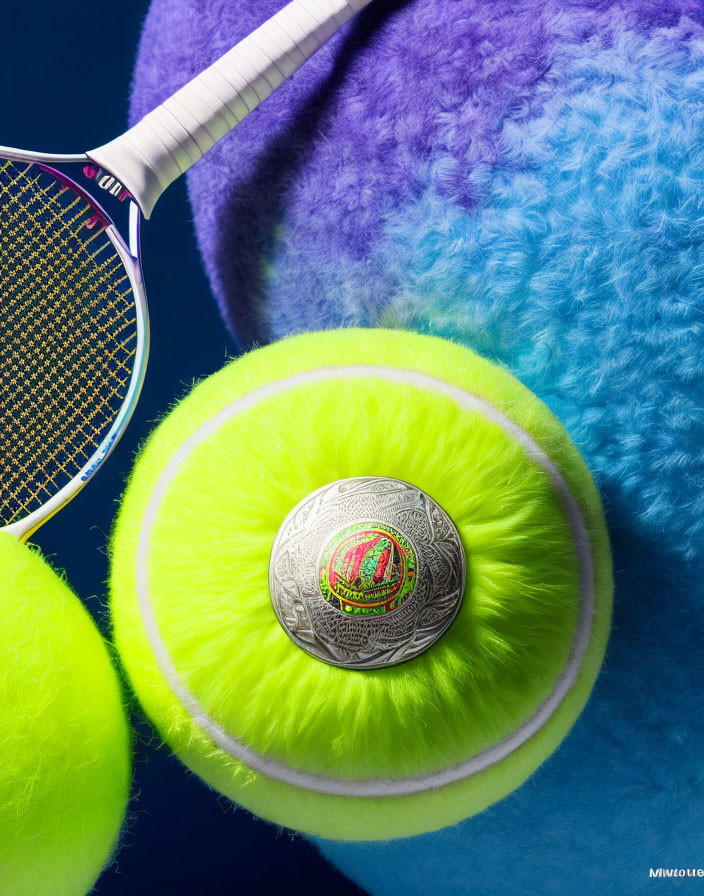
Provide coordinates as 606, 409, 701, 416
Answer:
269, 477, 466, 669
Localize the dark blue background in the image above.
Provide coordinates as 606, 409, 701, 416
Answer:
2, 4, 365, 894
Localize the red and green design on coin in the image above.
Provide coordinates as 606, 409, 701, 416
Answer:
319, 522, 417, 616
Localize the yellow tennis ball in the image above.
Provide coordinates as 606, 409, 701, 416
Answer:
110, 328, 612, 840
0, 533, 130, 896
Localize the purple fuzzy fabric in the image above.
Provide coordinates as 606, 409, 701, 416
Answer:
130, 3, 704, 894
131, 0, 702, 345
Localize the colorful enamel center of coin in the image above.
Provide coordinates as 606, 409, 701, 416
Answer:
318, 522, 417, 616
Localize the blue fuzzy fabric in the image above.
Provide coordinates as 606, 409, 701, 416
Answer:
131, 2, 704, 892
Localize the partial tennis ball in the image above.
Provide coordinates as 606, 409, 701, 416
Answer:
110, 328, 612, 840
0, 533, 130, 896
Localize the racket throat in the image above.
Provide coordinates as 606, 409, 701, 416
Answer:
86, 0, 371, 218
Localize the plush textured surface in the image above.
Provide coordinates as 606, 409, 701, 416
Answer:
109, 329, 611, 840
0, 533, 130, 896
130, 0, 704, 890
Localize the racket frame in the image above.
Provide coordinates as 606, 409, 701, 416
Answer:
1, 0, 372, 539
0, 146, 149, 542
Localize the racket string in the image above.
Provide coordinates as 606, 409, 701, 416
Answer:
0, 159, 138, 527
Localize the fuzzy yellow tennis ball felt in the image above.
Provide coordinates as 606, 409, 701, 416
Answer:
0, 533, 130, 896
110, 328, 612, 840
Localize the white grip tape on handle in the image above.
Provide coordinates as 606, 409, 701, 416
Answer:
88, 0, 370, 218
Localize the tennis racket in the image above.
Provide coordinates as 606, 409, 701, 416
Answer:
0, 0, 371, 542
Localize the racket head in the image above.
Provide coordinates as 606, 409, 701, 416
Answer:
0, 145, 148, 541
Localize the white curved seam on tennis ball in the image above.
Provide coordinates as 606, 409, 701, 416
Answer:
136, 364, 595, 798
